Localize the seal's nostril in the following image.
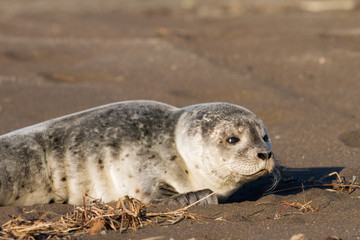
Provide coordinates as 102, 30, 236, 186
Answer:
258, 152, 272, 160
257, 153, 266, 160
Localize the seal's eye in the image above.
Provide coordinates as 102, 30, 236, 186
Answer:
226, 137, 240, 144
263, 135, 269, 142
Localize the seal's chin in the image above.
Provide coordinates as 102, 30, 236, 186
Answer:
244, 169, 270, 179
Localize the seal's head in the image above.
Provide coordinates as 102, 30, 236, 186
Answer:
176, 103, 278, 200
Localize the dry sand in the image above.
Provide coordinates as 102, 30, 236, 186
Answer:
0, 0, 360, 239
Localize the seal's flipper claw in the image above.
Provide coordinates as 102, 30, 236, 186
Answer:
154, 189, 218, 206
157, 181, 179, 197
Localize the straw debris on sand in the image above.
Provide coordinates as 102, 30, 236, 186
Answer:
0, 193, 217, 240
258, 171, 360, 218
0, 172, 359, 239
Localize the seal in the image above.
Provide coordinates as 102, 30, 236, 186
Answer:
0, 100, 278, 206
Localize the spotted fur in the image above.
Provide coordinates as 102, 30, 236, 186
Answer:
0, 101, 277, 206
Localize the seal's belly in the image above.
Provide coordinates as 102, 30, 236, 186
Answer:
49, 146, 153, 205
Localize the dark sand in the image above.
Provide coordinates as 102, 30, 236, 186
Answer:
0, 0, 360, 239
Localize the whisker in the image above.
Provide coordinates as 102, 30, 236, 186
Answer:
210, 163, 239, 175
266, 166, 281, 192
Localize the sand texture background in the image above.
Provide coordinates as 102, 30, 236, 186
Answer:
0, 0, 360, 239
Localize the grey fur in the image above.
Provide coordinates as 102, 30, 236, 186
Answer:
0, 100, 277, 206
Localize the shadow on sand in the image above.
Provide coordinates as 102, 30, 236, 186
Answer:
224, 166, 344, 203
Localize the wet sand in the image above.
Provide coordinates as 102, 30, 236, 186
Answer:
0, 1, 360, 239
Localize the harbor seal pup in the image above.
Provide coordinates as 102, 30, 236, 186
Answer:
0, 101, 278, 206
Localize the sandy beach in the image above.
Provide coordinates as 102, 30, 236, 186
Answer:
0, 0, 360, 239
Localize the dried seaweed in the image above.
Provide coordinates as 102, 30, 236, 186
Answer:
257, 184, 320, 218
258, 172, 359, 218
0, 193, 216, 239
265, 172, 360, 195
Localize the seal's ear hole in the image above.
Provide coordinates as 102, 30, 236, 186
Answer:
263, 135, 269, 142
226, 137, 240, 144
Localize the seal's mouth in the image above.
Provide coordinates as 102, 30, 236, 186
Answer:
245, 157, 275, 178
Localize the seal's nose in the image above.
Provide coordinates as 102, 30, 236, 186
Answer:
257, 151, 273, 160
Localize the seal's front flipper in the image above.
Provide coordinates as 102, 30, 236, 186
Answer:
153, 188, 218, 206
156, 181, 179, 197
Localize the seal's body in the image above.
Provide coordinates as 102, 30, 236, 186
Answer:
0, 101, 276, 206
